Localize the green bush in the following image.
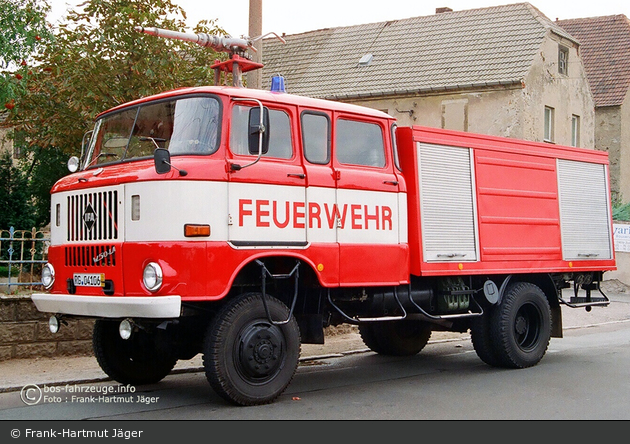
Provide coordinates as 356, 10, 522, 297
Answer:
613, 201, 630, 222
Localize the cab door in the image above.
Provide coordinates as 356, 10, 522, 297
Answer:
226, 100, 307, 248
332, 115, 407, 286
300, 109, 340, 285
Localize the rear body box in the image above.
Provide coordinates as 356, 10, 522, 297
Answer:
397, 126, 616, 277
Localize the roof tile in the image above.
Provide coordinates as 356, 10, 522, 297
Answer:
261, 3, 572, 100
557, 15, 630, 107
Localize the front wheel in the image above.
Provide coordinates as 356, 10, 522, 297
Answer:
203, 293, 301, 406
490, 282, 552, 368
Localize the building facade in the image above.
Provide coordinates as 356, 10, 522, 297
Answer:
261, 2, 594, 148
558, 14, 630, 205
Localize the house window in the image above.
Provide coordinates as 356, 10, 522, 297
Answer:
544, 106, 555, 143
571, 115, 580, 147
558, 46, 569, 75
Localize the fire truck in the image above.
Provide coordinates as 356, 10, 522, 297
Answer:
32, 27, 616, 406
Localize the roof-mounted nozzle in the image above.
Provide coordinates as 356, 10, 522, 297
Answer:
134, 26, 254, 54
134, 26, 286, 88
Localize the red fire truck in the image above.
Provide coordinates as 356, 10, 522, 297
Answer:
32, 28, 616, 406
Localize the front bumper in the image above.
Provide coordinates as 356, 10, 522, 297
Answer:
31, 293, 182, 319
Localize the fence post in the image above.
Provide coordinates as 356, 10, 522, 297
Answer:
0, 226, 50, 294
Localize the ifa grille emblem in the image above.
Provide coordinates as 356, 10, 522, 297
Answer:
83, 202, 97, 231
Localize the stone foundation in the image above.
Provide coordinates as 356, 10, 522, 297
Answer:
0, 295, 94, 361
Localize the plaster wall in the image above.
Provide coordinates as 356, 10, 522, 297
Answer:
521, 35, 595, 148
0, 127, 12, 158
595, 106, 622, 202
347, 34, 594, 149
620, 101, 630, 204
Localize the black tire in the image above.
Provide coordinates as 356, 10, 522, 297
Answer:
92, 319, 177, 385
203, 293, 301, 406
470, 308, 504, 367
490, 282, 552, 368
359, 320, 432, 356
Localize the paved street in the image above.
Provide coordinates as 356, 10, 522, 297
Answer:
0, 284, 628, 420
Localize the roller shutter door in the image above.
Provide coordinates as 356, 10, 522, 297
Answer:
417, 142, 478, 262
557, 159, 613, 260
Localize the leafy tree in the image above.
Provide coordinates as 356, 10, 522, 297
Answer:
1, 0, 226, 230
0, 0, 53, 109
6, 0, 226, 156
0, 151, 35, 229
24, 144, 69, 227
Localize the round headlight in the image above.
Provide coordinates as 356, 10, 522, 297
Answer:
142, 262, 163, 292
67, 156, 80, 173
41, 263, 55, 289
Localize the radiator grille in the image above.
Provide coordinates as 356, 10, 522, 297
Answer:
65, 245, 117, 267
67, 191, 119, 241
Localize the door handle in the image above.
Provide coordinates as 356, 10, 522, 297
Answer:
287, 173, 306, 179
383, 180, 399, 186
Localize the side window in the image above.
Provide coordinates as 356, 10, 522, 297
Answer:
230, 105, 293, 159
335, 119, 385, 167
302, 112, 330, 164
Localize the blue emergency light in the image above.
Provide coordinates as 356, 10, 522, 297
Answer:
270, 75, 286, 93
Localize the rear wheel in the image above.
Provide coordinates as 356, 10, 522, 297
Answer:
203, 293, 301, 406
490, 282, 552, 368
92, 319, 177, 385
359, 320, 432, 356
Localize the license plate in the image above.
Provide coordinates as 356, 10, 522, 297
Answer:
73, 273, 105, 287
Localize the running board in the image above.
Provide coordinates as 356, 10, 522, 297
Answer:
559, 282, 610, 309
327, 286, 483, 325
327, 288, 408, 324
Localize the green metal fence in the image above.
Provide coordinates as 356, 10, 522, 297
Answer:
0, 227, 50, 294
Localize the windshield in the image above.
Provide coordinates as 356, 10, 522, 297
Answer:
84, 96, 221, 168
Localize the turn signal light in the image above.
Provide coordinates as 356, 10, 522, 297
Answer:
184, 224, 211, 237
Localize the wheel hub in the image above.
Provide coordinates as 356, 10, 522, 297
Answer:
239, 324, 284, 379
514, 303, 541, 350
515, 315, 528, 335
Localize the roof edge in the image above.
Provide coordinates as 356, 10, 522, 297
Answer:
322, 80, 525, 101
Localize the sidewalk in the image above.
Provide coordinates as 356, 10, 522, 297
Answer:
1, 281, 628, 394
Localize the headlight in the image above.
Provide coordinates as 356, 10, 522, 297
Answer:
142, 262, 163, 292
67, 156, 80, 173
41, 263, 55, 289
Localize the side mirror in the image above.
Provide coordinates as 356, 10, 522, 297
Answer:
154, 148, 171, 174
248, 106, 270, 156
